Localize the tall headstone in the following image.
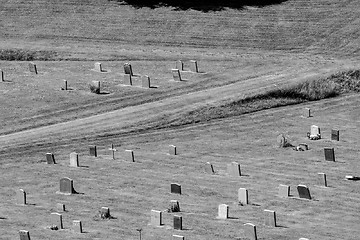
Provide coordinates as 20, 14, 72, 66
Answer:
189, 60, 198, 73
58, 177, 77, 195
69, 152, 79, 167
19, 230, 31, 240
94, 62, 103, 72
63, 80, 68, 90
278, 184, 290, 197
73, 220, 83, 233
331, 129, 339, 141
1, 70, 4, 82
205, 162, 215, 174
297, 185, 311, 200
124, 63, 133, 75
51, 212, 63, 229
150, 210, 163, 226
28, 62, 37, 74
217, 204, 229, 219
57, 203, 66, 212
244, 223, 257, 240
238, 188, 248, 205
173, 235, 185, 240
172, 69, 182, 81
264, 209, 277, 227
317, 172, 327, 187
227, 162, 241, 177
17, 189, 26, 205
169, 145, 177, 155
303, 108, 311, 118
125, 150, 135, 162
124, 74, 132, 85
170, 200, 180, 212
310, 125, 321, 137
141, 75, 151, 88
89, 145, 97, 157
171, 183, 182, 195
324, 147, 335, 162
46, 153, 56, 164
175, 60, 184, 71
173, 215, 183, 230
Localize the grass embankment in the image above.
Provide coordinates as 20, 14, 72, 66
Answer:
0, 49, 57, 61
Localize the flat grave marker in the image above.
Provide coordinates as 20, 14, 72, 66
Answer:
124, 74, 132, 85
278, 184, 290, 197
51, 212, 63, 229
124, 63, 133, 75
150, 210, 163, 226
28, 62, 37, 74
19, 230, 31, 240
189, 60, 198, 73
46, 153, 56, 164
171, 69, 182, 81
173, 215, 183, 230
205, 162, 215, 174
217, 204, 229, 219
57, 177, 77, 195
169, 145, 177, 155
89, 145, 97, 157
170, 200, 180, 212
324, 147, 335, 161
331, 129, 340, 141
227, 162, 241, 177
73, 220, 83, 233
171, 183, 182, 195
317, 172, 327, 187
244, 223, 257, 240
297, 184, 311, 200
238, 188, 248, 205
70, 152, 79, 167
125, 150, 135, 162
141, 75, 151, 88
175, 60, 184, 71
17, 189, 26, 205
264, 209, 277, 227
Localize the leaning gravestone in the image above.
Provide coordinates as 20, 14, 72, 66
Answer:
278, 184, 290, 197
227, 162, 241, 177
170, 200, 180, 212
124, 74, 132, 85
124, 63, 133, 75
125, 150, 135, 162
217, 204, 229, 219
28, 62, 37, 74
19, 230, 31, 240
173, 235, 185, 240
171, 69, 182, 81
46, 153, 56, 164
73, 220, 83, 233
317, 173, 327, 187
89, 145, 97, 157
94, 62, 103, 72
264, 209, 277, 227
331, 129, 339, 141
324, 147, 335, 161
173, 215, 183, 230
17, 189, 26, 205
141, 75, 151, 88
244, 223, 257, 240
150, 210, 163, 226
297, 184, 311, 200
51, 212, 63, 229
175, 60, 184, 71
189, 60, 198, 73
238, 188, 248, 205
205, 162, 215, 174
169, 145, 177, 155
171, 183, 181, 195
1, 70, 4, 82
70, 152, 79, 167
57, 177, 77, 195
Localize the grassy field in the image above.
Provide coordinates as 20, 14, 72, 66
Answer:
0, 0, 360, 239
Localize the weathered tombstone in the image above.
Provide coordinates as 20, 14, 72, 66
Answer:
73, 220, 83, 233
100, 207, 110, 218
173, 235, 185, 240
19, 230, 31, 240
264, 209, 277, 227
310, 125, 321, 137
173, 215, 183, 230
58, 177, 77, 195
171, 183, 182, 195
57, 203, 66, 212
227, 162, 241, 177
217, 204, 229, 219
91, 81, 101, 93
124, 63, 133, 75
331, 129, 339, 141
69, 152, 79, 167
171, 69, 182, 81
94, 62, 103, 72
28, 62, 37, 74
89, 145, 97, 157
169, 145, 177, 155
303, 108, 311, 118
238, 188, 248, 205
324, 147, 335, 162
124, 74, 132, 85
297, 184, 311, 200
1, 70, 4, 82
108, 144, 117, 160
170, 200, 180, 212
189, 60, 198, 73
278, 184, 290, 198
150, 210, 163, 226
205, 162, 215, 174
175, 60, 184, 71
46, 153, 56, 164
243, 223, 257, 240
141, 75, 151, 88
63, 80, 68, 90
125, 150, 135, 162
317, 172, 327, 187
51, 212, 63, 229
17, 189, 26, 205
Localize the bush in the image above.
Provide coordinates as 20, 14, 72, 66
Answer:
89, 85, 100, 94
0, 49, 57, 61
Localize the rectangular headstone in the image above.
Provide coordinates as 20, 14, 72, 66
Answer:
124, 74, 132, 85
171, 69, 182, 81
171, 183, 182, 195
264, 209, 277, 227
205, 162, 215, 174
238, 188, 248, 205
331, 129, 339, 141
141, 75, 151, 88
124, 63, 133, 75
218, 204, 229, 219
58, 177, 77, 195
89, 145, 97, 157
303, 108, 311, 118
173, 235, 185, 240
170, 200, 180, 212
70, 152, 79, 167
94, 62, 103, 72
1, 70, 4, 82
46, 153, 56, 164
101, 207, 110, 218
150, 210, 163, 226
57, 203, 66, 212
227, 162, 241, 177
175, 60, 183, 71
278, 184, 290, 197
73, 220, 83, 233
317, 172, 327, 187
108, 144, 117, 160
51, 212, 63, 229
244, 223, 257, 240
324, 147, 335, 161
297, 184, 311, 200
189, 60, 198, 73
169, 145, 177, 155
173, 215, 183, 230
310, 125, 320, 137
17, 189, 26, 205
63, 80, 68, 90
125, 150, 135, 162
28, 62, 37, 74
19, 230, 30, 240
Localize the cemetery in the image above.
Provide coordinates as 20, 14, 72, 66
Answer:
0, 0, 360, 239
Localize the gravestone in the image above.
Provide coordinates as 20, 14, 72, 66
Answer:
150, 210, 163, 226
108, 144, 117, 160
69, 152, 79, 167
303, 107, 311, 118
46, 153, 56, 164
125, 150, 135, 162
17, 189, 26, 205
318, 172, 327, 187
57, 203, 66, 212
310, 125, 321, 137
169, 145, 177, 155
63, 80, 68, 90
58, 177, 77, 195
124, 74, 132, 85
171, 69, 182, 81
94, 62, 103, 72
243, 223, 257, 240
51, 212, 63, 229
175, 60, 184, 71
298, 143, 309, 150
264, 209, 276, 227
238, 188, 248, 205
173, 215, 183, 230
297, 184, 311, 200
227, 162, 241, 177
141, 75, 151, 88
205, 162, 215, 174
173, 235, 185, 240
101, 207, 110, 218
1, 70, 4, 82
218, 204, 229, 219
91, 81, 100, 93
189, 60, 198, 73
299, 238, 309, 240
73, 220, 83, 233
19, 230, 31, 240
278, 184, 290, 197
171, 183, 182, 195
170, 200, 180, 212
331, 129, 339, 141
28, 62, 37, 74
324, 147, 335, 162
124, 63, 133, 75
89, 145, 97, 157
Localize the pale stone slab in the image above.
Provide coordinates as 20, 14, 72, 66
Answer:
63, 80, 68, 90
19, 230, 31, 240
310, 125, 321, 138
189, 60, 198, 72
238, 188, 248, 205
73, 220, 83, 233
124, 74, 132, 85
227, 162, 241, 177
218, 204, 229, 219
141, 75, 151, 88
57, 203, 65, 212
324, 147, 335, 161
175, 60, 183, 71
51, 212, 63, 229
205, 162, 215, 174
29, 62, 37, 74
150, 210, 162, 226
46, 153, 56, 164
169, 145, 177, 155
317, 172, 327, 187
244, 223, 257, 240
303, 107, 311, 117
264, 209, 277, 227
70, 152, 79, 167
172, 69, 182, 81
171, 183, 181, 195
94, 62, 103, 72
278, 184, 290, 197
17, 189, 26, 205
297, 184, 311, 200
125, 150, 135, 162
173, 215, 182, 230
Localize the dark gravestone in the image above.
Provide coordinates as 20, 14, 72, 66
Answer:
173, 215, 183, 230
141, 75, 151, 88
124, 63, 133, 76
318, 173, 327, 187
171, 183, 181, 195
264, 209, 277, 227
28, 62, 37, 74
89, 145, 97, 157
170, 200, 180, 212
124, 74, 132, 85
243, 223, 257, 240
205, 162, 215, 174
46, 153, 56, 164
19, 230, 31, 240
189, 60, 198, 73
331, 129, 339, 141
297, 184, 311, 200
175, 60, 183, 71
58, 177, 77, 195
324, 147, 335, 161
57, 203, 66, 212
171, 69, 182, 81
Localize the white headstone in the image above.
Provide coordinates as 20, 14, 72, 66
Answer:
218, 204, 229, 219
238, 188, 248, 205
70, 152, 79, 167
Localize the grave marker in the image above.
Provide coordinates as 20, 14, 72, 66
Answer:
189, 60, 198, 73
63, 80, 68, 90
69, 152, 79, 167
73, 220, 83, 233
171, 183, 182, 195
238, 188, 248, 205
57, 203, 66, 212
317, 172, 327, 187
173, 215, 183, 230
46, 153, 56, 164
264, 209, 277, 227
227, 162, 241, 177
1, 70, 4, 82
141, 75, 151, 88
171, 69, 182, 81
331, 129, 339, 141
124, 63, 133, 75
278, 184, 290, 197
324, 147, 335, 161
173, 235, 185, 240
175, 60, 184, 71
169, 145, 177, 155
299, 238, 309, 240
124, 74, 132, 85
51, 212, 63, 229
89, 145, 97, 157
218, 204, 229, 219
94, 62, 103, 72
170, 200, 180, 212
17, 189, 26, 205
101, 207, 110, 218
244, 223, 257, 240
108, 144, 117, 160
205, 162, 215, 174
298, 143, 309, 151
58, 177, 77, 195
125, 150, 135, 162
303, 107, 311, 118
297, 184, 311, 200
19, 230, 31, 240
310, 125, 321, 138
91, 81, 101, 93
28, 62, 37, 74
150, 210, 163, 226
